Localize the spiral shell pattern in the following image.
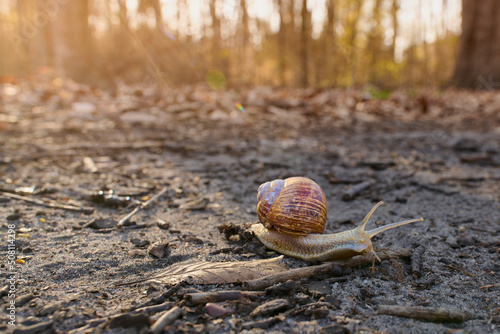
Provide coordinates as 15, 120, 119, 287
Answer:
256, 177, 327, 235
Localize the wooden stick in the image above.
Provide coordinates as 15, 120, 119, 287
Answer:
479, 282, 500, 290
131, 301, 173, 315
243, 248, 411, 291
117, 186, 168, 227
376, 305, 471, 323
184, 290, 265, 306
128, 282, 183, 310
411, 245, 425, 279
0, 191, 94, 214
342, 181, 373, 201
445, 264, 476, 278
40, 141, 184, 152
150, 306, 182, 334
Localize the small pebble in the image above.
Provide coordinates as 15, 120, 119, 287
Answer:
22, 246, 33, 254
148, 242, 170, 259
308, 281, 332, 297
205, 303, 234, 318
130, 238, 150, 248
183, 235, 204, 244
457, 237, 477, 247
319, 324, 346, 334
313, 306, 329, 319
7, 213, 21, 220
324, 295, 341, 309
85, 218, 116, 230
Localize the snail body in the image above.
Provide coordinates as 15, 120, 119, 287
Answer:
251, 177, 423, 262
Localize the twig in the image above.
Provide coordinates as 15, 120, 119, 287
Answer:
150, 306, 182, 334
445, 264, 476, 278
117, 186, 168, 227
90, 285, 181, 333
40, 141, 187, 153
479, 283, 500, 290
243, 248, 411, 291
244, 263, 336, 291
127, 282, 183, 310
7, 321, 54, 334
241, 312, 289, 330
376, 305, 471, 323
184, 290, 264, 306
130, 301, 173, 315
417, 183, 459, 195
0, 191, 94, 214
342, 181, 373, 201
411, 245, 425, 279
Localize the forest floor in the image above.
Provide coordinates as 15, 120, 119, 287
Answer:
0, 78, 499, 334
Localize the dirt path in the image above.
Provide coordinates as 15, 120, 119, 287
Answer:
1, 82, 499, 333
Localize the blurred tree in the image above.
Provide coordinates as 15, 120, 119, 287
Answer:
52, 0, 94, 83
391, 0, 398, 62
452, 0, 500, 89
277, 0, 286, 86
0, 0, 462, 89
15, 1, 34, 74
288, 0, 296, 85
210, 0, 221, 69
241, 0, 250, 83
323, 0, 335, 86
138, 0, 162, 29
177, 0, 190, 42
346, 0, 361, 86
118, 0, 129, 31
368, 0, 383, 85
300, 0, 310, 87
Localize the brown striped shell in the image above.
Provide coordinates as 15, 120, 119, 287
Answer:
256, 177, 327, 236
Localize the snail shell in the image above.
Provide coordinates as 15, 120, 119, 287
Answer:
256, 177, 327, 236
252, 177, 424, 262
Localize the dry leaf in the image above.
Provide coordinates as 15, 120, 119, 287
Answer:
149, 256, 287, 285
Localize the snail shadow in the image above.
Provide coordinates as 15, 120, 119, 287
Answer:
38, 253, 197, 285
112, 253, 199, 286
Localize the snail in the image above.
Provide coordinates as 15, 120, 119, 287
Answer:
251, 177, 424, 262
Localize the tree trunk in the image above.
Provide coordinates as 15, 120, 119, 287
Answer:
324, 0, 335, 86
391, 0, 398, 62
347, 0, 361, 86
14, 1, 33, 75
300, 0, 309, 87
51, 0, 94, 83
241, 0, 250, 84
368, 0, 383, 85
278, 0, 286, 86
452, 0, 500, 89
151, 0, 162, 30
118, 0, 129, 31
210, 0, 222, 70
